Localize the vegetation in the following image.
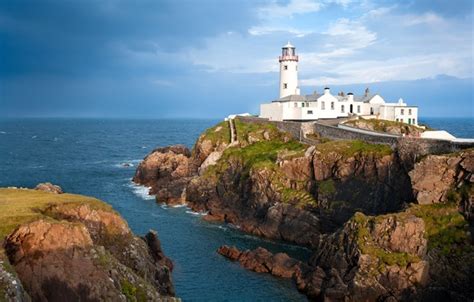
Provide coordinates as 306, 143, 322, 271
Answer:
0, 188, 115, 239
406, 203, 471, 255
318, 179, 336, 195
316, 139, 392, 159
201, 121, 231, 144
345, 119, 423, 135
233, 118, 288, 143
120, 279, 147, 302
352, 212, 421, 269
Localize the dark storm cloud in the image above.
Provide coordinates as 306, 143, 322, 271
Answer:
0, 0, 259, 77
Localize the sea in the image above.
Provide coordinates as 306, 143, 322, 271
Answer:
0, 117, 472, 301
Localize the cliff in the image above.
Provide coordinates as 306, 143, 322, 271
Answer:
134, 118, 412, 246
219, 202, 473, 301
0, 186, 177, 302
134, 118, 473, 301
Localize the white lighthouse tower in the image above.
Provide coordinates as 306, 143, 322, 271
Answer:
279, 42, 300, 98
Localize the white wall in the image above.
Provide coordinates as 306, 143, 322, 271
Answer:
260, 103, 283, 121
279, 60, 298, 98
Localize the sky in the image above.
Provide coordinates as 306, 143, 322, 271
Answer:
0, 0, 473, 118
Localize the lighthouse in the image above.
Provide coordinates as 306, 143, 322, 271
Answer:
279, 42, 300, 98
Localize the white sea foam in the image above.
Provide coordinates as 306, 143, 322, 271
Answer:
114, 159, 141, 168
171, 204, 187, 208
185, 210, 208, 216
0, 131, 6, 134
128, 182, 155, 200
31, 135, 37, 139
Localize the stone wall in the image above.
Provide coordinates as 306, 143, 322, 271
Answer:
236, 116, 473, 155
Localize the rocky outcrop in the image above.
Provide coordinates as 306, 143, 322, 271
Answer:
220, 205, 473, 301
133, 144, 192, 205
34, 182, 63, 194
1, 188, 177, 302
133, 119, 473, 301
409, 149, 473, 222
134, 119, 415, 246
217, 245, 300, 278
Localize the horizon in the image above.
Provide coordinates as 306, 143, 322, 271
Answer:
1, 0, 473, 118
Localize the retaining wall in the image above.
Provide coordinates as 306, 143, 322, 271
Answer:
236, 116, 473, 155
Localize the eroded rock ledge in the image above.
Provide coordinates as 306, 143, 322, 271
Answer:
0, 186, 178, 302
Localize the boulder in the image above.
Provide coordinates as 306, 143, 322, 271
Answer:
217, 245, 301, 278
34, 182, 63, 194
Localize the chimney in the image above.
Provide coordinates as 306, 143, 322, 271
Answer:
364, 87, 370, 97
347, 92, 354, 102
324, 87, 330, 94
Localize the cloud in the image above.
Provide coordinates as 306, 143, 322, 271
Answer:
257, 0, 324, 20
300, 52, 472, 85
402, 12, 445, 26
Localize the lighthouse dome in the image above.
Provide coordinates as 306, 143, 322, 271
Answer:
283, 41, 294, 48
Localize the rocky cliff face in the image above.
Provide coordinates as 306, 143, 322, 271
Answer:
133, 118, 473, 301
409, 149, 473, 225
134, 118, 412, 246
219, 203, 473, 301
0, 187, 177, 302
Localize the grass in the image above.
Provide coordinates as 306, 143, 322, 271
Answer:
200, 121, 231, 144
234, 119, 282, 143
316, 139, 392, 159
120, 279, 147, 302
318, 179, 336, 195
0, 188, 114, 239
352, 212, 421, 269
406, 203, 471, 255
351, 201, 472, 272
204, 138, 306, 181
345, 119, 423, 135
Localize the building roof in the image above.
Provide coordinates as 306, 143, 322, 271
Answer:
272, 93, 381, 103
273, 94, 307, 102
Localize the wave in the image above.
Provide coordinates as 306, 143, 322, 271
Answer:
0, 131, 6, 134
127, 182, 155, 200
185, 210, 208, 216
171, 204, 187, 208
114, 159, 142, 168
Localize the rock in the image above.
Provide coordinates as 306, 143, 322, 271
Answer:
409, 149, 474, 230
34, 182, 63, 194
217, 245, 300, 278
198, 151, 222, 175
2, 200, 177, 301
133, 144, 192, 203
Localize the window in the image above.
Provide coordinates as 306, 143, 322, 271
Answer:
302, 103, 305, 107
296, 66, 298, 71
294, 102, 297, 108
331, 102, 334, 110
401, 109, 404, 115
283, 83, 288, 89
307, 110, 313, 114
357, 105, 361, 113
408, 109, 412, 115
284, 65, 288, 70
341, 105, 345, 113
321, 102, 325, 110
413, 118, 416, 124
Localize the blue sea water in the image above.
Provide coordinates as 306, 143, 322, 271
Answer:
418, 117, 474, 138
0, 118, 311, 302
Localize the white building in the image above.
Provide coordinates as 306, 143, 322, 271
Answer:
260, 43, 419, 125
